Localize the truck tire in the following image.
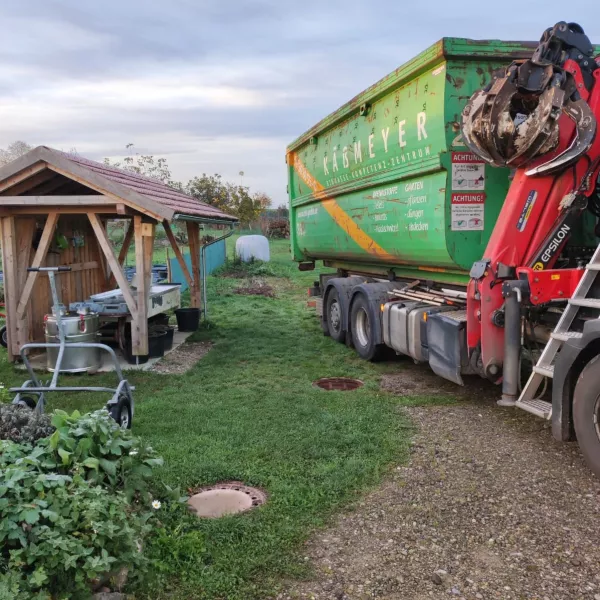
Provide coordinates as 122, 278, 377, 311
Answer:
325, 288, 346, 343
573, 354, 600, 477
350, 294, 384, 361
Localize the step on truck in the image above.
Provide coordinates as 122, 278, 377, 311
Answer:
286, 22, 600, 477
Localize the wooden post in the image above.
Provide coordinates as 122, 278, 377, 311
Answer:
108, 221, 133, 288
186, 221, 201, 309
15, 218, 36, 350
132, 216, 154, 356
16, 212, 59, 321
88, 213, 137, 316
1, 217, 20, 359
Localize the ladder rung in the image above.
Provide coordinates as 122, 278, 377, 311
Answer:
551, 331, 583, 342
586, 264, 600, 271
515, 398, 552, 419
569, 298, 600, 309
533, 365, 554, 378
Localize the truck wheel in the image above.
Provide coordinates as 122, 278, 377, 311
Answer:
573, 354, 600, 477
350, 294, 384, 361
325, 288, 346, 343
0, 326, 7, 349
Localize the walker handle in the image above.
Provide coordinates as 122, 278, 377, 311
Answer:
27, 266, 72, 273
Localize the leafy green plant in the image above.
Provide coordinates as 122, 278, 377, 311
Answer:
0, 410, 169, 599
0, 442, 151, 599
0, 384, 10, 404
43, 409, 163, 502
0, 404, 54, 443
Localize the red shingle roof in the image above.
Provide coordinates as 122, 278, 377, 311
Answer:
61, 151, 237, 222
0, 146, 238, 223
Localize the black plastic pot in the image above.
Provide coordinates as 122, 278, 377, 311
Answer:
149, 313, 170, 327
175, 308, 201, 332
151, 325, 175, 351
124, 336, 149, 365
148, 331, 167, 358
163, 326, 174, 351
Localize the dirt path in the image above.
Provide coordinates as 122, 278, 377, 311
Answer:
279, 368, 600, 600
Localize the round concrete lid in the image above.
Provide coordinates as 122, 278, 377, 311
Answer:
188, 488, 255, 518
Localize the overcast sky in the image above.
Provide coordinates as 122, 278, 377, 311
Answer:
0, 1, 597, 205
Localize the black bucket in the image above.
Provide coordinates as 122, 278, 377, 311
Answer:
149, 331, 167, 358
175, 308, 201, 332
151, 325, 175, 351
149, 313, 170, 327
163, 326, 175, 351
124, 337, 149, 365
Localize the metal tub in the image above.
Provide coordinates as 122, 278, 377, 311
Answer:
44, 312, 101, 373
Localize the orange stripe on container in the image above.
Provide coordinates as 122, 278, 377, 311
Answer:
291, 152, 396, 261
417, 266, 448, 273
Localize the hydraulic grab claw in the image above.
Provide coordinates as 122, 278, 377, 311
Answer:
461, 21, 600, 386
462, 21, 597, 173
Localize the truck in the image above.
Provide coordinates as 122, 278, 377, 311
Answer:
286, 22, 600, 477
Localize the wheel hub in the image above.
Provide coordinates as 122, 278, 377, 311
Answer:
355, 308, 370, 348
119, 405, 130, 429
330, 301, 341, 331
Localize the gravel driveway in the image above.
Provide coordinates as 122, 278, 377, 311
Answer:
278, 368, 600, 600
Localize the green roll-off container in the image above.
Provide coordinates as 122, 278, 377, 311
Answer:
286, 38, 539, 285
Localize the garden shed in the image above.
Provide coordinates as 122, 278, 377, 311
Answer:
0, 146, 238, 362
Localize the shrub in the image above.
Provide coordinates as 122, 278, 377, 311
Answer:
0, 410, 166, 599
43, 410, 163, 502
0, 404, 54, 443
0, 447, 151, 599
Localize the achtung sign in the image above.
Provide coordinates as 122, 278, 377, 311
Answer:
451, 193, 485, 231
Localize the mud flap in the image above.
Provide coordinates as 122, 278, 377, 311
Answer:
426, 311, 469, 386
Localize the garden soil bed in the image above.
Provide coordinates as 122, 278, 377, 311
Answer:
234, 278, 275, 298
278, 373, 600, 600
152, 341, 213, 374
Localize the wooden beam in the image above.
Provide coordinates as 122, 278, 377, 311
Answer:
108, 222, 133, 288
1, 217, 19, 358
0, 162, 47, 193
73, 244, 83, 301
16, 212, 59, 321
163, 221, 193, 288
88, 213, 137, 317
1, 169, 56, 196
132, 216, 153, 355
54, 261, 99, 273
0, 205, 122, 216
26, 174, 67, 196
0, 195, 112, 206
186, 221, 202, 309
15, 218, 36, 351
97, 219, 109, 283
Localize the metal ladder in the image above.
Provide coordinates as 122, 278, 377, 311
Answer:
516, 243, 600, 419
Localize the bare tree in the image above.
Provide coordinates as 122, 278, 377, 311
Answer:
104, 143, 179, 187
0, 141, 32, 166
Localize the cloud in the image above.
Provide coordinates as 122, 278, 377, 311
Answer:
0, 0, 598, 202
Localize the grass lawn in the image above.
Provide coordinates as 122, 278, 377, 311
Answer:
0, 238, 433, 599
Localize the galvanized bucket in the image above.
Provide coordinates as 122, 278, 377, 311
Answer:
44, 313, 102, 373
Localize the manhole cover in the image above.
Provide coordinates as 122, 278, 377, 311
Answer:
187, 482, 267, 518
313, 377, 364, 391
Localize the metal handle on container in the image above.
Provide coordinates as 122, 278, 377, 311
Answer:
27, 266, 72, 272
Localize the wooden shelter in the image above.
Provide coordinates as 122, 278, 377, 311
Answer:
0, 146, 238, 361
